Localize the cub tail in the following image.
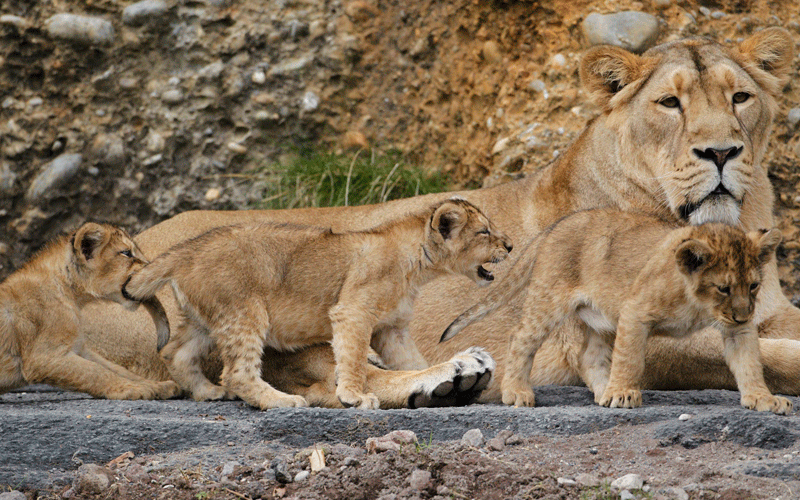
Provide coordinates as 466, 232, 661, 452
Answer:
122, 257, 177, 352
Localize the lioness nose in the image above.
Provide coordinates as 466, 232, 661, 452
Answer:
693, 146, 742, 172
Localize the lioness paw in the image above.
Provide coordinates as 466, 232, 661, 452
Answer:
192, 383, 235, 402
408, 346, 495, 408
599, 388, 641, 409
337, 388, 380, 409
105, 384, 157, 400
259, 394, 308, 409
741, 392, 793, 415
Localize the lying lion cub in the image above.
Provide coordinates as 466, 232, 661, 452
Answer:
0, 223, 178, 400
442, 209, 792, 415
124, 198, 512, 410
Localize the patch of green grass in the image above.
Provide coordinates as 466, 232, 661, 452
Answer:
253, 148, 450, 209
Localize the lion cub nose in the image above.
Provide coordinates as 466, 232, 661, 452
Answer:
503, 240, 513, 253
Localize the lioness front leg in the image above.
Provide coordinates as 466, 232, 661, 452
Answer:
599, 314, 647, 409
329, 302, 380, 409
723, 326, 793, 415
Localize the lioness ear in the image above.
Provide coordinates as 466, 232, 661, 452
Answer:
73, 222, 110, 262
749, 227, 782, 265
675, 239, 713, 276
579, 45, 656, 109
735, 27, 794, 95
431, 202, 467, 240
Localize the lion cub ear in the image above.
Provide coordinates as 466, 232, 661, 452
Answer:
73, 222, 111, 263
579, 45, 656, 110
431, 201, 467, 240
735, 27, 794, 95
748, 227, 782, 265
675, 238, 714, 276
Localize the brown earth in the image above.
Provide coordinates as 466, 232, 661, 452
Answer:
4, 1, 800, 499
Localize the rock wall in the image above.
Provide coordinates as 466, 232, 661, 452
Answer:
2, 0, 800, 290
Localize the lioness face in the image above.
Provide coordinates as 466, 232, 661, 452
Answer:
581, 28, 792, 227
430, 199, 513, 286
676, 225, 781, 327
73, 223, 150, 309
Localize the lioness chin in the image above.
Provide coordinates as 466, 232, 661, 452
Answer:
0, 223, 178, 400
123, 199, 510, 410
441, 209, 792, 415
77, 27, 800, 407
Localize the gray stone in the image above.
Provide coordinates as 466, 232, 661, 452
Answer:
46, 14, 115, 45
269, 56, 313, 76
575, 472, 601, 487
122, 0, 169, 26
659, 487, 689, 500
294, 470, 310, 482
0, 163, 16, 194
26, 153, 83, 201
73, 464, 113, 494
0, 15, 28, 30
301, 91, 320, 112
161, 89, 184, 104
408, 469, 431, 490
611, 473, 644, 490
221, 461, 239, 478
620, 491, 635, 500
581, 12, 660, 53
272, 459, 291, 483
0, 492, 26, 500
461, 428, 484, 447
91, 133, 125, 168
787, 108, 800, 127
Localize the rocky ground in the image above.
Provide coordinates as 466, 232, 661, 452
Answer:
5, 0, 800, 499
2, 385, 800, 500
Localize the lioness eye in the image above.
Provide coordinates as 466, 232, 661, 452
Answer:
120, 249, 133, 258
716, 285, 731, 295
658, 96, 681, 109
732, 92, 751, 104
477, 229, 490, 235
750, 282, 760, 292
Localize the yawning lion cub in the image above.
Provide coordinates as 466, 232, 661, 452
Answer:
442, 209, 792, 415
124, 198, 511, 410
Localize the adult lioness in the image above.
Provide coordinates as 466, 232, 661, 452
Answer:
77, 27, 800, 406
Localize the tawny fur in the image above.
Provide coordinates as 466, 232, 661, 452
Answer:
442, 210, 792, 415
76, 28, 800, 407
0, 223, 179, 400
123, 199, 511, 410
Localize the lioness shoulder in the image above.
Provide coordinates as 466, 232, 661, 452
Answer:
124, 198, 512, 410
443, 209, 792, 415
0, 223, 178, 400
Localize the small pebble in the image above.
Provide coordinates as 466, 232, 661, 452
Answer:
161, 89, 184, 104
461, 428, 485, 447
227, 142, 248, 154
252, 70, 266, 84
294, 470, 310, 482
678, 413, 692, 421
408, 469, 431, 490
611, 473, 644, 491
46, 14, 115, 45
557, 477, 577, 486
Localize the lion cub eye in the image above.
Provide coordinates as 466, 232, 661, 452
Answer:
732, 92, 751, 104
476, 229, 490, 236
120, 249, 133, 258
749, 282, 760, 292
657, 96, 681, 109
716, 285, 731, 296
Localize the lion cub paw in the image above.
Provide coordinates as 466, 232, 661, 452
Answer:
258, 393, 309, 410
599, 388, 642, 409
154, 381, 181, 399
741, 392, 793, 415
337, 388, 380, 409
192, 383, 235, 402
501, 387, 535, 407
105, 384, 157, 400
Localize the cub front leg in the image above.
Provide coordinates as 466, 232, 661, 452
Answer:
599, 313, 647, 409
329, 302, 380, 409
723, 326, 793, 415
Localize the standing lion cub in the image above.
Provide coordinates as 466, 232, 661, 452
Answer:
0, 223, 178, 400
441, 209, 792, 415
123, 198, 512, 410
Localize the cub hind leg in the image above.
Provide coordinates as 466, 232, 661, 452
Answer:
214, 301, 307, 410
161, 316, 232, 401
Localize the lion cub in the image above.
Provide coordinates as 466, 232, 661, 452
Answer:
0, 223, 178, 400
441, 209, 792, 415
123, 198, 512, 410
